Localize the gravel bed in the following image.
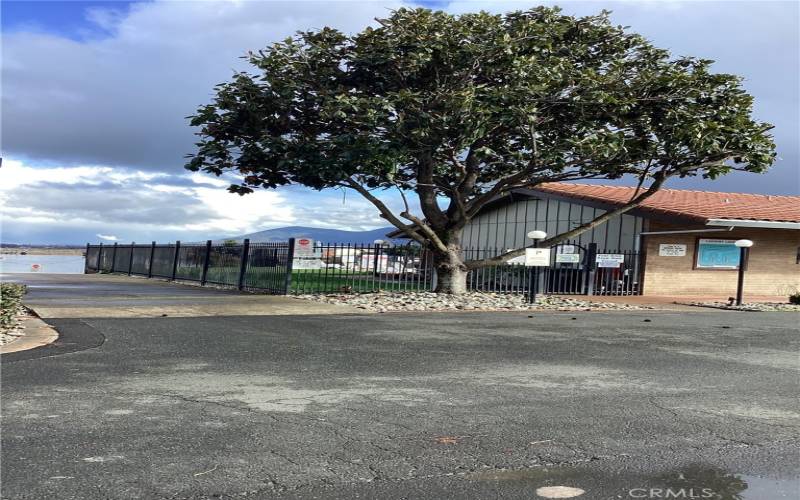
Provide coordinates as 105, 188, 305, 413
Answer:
681, 301, 800, 312
295, 291, 655, 313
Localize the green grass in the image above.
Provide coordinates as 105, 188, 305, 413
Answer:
113, 264, 430, 293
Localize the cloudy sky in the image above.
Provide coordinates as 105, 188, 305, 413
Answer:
1, 0, 798, 244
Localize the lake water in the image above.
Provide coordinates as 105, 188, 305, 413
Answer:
0, 254, 86, 274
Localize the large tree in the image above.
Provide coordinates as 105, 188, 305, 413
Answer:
187, 7, 775, 293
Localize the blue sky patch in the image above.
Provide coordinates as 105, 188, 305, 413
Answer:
1, 0, 142, 40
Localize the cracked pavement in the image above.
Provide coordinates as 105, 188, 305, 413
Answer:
1, 275, 798, 499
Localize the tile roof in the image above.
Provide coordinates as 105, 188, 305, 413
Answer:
531, 183, 800, 224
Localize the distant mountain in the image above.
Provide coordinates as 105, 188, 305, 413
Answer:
220, 226, 397, 244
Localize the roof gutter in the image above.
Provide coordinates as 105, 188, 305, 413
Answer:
706, 219, 800, 230
639, 227, 734, 236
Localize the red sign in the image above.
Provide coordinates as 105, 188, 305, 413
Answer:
295, 238, 314, 257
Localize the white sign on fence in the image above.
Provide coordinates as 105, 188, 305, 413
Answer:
557, 245, 576, 254
525, 248, 551, 267
294, 238, 314, 257
596, 253, 625, 268
556, 253, 580, 264
658, 243, 687, 257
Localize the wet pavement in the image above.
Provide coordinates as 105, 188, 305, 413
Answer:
1, 274, 798, 499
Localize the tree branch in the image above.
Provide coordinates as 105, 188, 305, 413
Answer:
464, 171, 670, 269
341, 178, 430, 247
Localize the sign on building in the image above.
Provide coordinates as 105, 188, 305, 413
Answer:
294, 238, 314, 257
696, 239, 740, 269
596, 253, 625, 268
525, 248, 551, 267
658, 244, 687, 257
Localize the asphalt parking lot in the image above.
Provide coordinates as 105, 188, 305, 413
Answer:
1, 274, 798, 499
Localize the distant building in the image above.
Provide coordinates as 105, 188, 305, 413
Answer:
462, 183, 800, 297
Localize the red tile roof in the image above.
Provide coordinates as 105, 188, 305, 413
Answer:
531, 183, 800, 224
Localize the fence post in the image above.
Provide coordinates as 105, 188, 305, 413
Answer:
585, 243, 598, 295
96, 243, 104, 272
237, 239, 251, 290
171, 241, 181, 281
148, 241, 156, 278
372, 243, 381, 277
111, 243, 118, 272
200, 240, 212, 285
283, 238, 296, 294
128, 242, 135, 276
84, 243, 91, 273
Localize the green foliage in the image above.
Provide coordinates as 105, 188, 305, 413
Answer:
789, 292, 800, 305
1, 283, 27, 331
187, 6, 774, 197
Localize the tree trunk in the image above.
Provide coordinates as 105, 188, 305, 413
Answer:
433, 247, 469, 294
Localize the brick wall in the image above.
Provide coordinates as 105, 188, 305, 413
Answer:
642, 222, 800, 298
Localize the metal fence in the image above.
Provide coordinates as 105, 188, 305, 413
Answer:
85, 239, 641, 296
465, 242, 642, 296
291, 241, 434, 294
85, 240, 293, 294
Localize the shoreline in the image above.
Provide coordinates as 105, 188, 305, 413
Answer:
1, 248, 85, 256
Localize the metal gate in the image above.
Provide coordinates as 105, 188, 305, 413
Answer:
544, 242, 590, 295
466, 242, 642, 296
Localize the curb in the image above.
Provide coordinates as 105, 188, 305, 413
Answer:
1, 318, 105, 362
0, 316, 59, 354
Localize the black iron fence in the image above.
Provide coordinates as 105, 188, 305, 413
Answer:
465, 242, 642, 296
291, 241, 434, 294
86, 240, 292, 294
85, 239, 641, 296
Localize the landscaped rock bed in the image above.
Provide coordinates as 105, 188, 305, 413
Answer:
295, 291, 655, 313
1, 283, 28, 346
681, 301, 800, 312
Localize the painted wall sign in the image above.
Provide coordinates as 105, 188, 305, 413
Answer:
696, 239, 740, 269
596, 253, 625, 268
555, 253, 580, 264
295, 238, 315, 257
658, 244, 687, 257
525, 248, 551, 267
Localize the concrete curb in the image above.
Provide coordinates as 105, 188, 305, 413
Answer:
0, 316, 59, 354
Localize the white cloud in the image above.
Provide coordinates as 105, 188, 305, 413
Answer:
0, 156, 398, 243
96, 234, 119, 241
1, 0, 408, 171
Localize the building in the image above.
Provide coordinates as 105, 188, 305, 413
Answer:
461, 183, 800, 298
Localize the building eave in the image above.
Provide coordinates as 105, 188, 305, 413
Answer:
706, 219, 800, 230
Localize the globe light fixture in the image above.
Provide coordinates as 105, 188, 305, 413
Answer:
527, 230, 548, 240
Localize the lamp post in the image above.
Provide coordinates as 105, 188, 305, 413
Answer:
734, 239, 753, 306
527, 230, 548, 303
